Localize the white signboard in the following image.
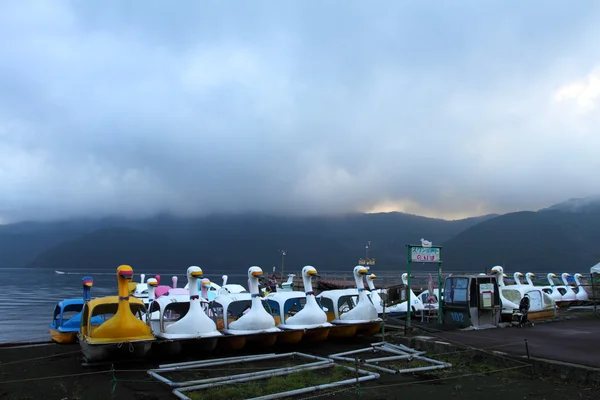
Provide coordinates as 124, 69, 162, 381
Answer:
410, 246, 441, 263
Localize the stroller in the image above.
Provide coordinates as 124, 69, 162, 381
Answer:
516, 295, 534, 328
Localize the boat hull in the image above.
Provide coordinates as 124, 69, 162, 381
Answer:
274, 329, 304, 345
245, 332, 278, 347
355, 321, 383, 336
49, 329, 78, 344
79, 339, 153, 363
502, 308, 557, 323
216, 334, 247, 352
300, 326, 330, 343
327, 324, 357, 338
182, 336, 221, 353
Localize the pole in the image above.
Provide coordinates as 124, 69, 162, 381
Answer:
438, 259, 443, 325
281, 250, 286, 280
406, 245, 411, 329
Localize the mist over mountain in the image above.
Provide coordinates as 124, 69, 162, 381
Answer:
443, 197, 600, 272
1, 197, 599, 274
2, 212, 496, 271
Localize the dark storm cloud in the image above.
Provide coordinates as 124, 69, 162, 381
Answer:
1, 0, 600, 223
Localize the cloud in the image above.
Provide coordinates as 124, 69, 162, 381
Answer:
553, 67, 600, 113
1, 0, 600, 223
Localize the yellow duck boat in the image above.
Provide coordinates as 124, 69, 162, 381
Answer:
78, 265, 155, 363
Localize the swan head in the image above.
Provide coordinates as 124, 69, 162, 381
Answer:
550, 273, 557, 279
402, 273, 408, 279
368, 273, 377, 281
491, 266, 504, 275
117, 265, 134, 281
302, 265, 319, 278
248, 266, 264, 279
353, 265, 370, 277
515, 272, 524, 277
574, 273, 583, 279
187, 266, 203, 278
526, 272, 535, 278
562, 272, 570, 278
201, 278, 211, 288
147, 278, 158, 287
82, 276, 94, 287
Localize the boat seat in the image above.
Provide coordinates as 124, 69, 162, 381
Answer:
325, 311, 335, 322
216, 317, 239, 330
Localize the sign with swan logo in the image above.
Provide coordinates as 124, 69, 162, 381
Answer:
410, 246, 441, 263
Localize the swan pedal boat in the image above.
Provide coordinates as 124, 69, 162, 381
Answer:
209, 266, 283, 350
317, 266, 383, 338
78, 265, 155, 363
491, 267, 556, 322
145, 267, 222, 354
49, 276, 103, 344
266, 266, 332, 343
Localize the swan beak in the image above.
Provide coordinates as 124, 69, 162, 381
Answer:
358, 268, 369, 275
202, 280, 212, 287
119, 271, 133, 280
531, 273, 535, 277
191, 270, 203, 278
551, 274, 557, 278
518, 273, 524, 277
566, 273, 571, 277
252, 270, 264, 278
369, 274, 377, 280
148, 281, 158, 287
502, 274, 507, 278
307, 269, 319, 277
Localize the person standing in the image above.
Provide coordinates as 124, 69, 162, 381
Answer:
269, 274, 278, 293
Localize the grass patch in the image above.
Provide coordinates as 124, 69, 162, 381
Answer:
165, 360, 305, 382
187, 365, 356, 400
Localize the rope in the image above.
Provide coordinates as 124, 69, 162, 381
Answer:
0, 368, 161, 385
0, 349, 82, 366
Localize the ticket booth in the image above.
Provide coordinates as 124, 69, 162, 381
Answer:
443, 274, 502, 328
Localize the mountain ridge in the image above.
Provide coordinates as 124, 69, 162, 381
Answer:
2, 196, 600, 272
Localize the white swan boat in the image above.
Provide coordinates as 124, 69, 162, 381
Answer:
317, 265, 383, 338
539, 272, 570, 306
365, 273, 425, 316
209, 266, 281, 350
556, 272, 577, 303
491, 266, 555, 322
573, 273, 589, 302
266, 266, 332, 343
145, 267, 222, 354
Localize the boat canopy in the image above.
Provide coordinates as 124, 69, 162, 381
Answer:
591, 261, 600, 274
209, 293, 273, 329
51, 299, 84, 330
80, 296, 147, 335
266, 292, 323, 320
317, 289, 365, 320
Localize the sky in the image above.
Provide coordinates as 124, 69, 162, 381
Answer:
1, 0, 600, 224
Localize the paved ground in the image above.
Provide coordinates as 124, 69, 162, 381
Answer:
432, 314, 600, 368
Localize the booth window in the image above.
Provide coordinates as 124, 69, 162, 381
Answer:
444, 277, 469, 305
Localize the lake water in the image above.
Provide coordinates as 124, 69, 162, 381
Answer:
0, 267, 569, 344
